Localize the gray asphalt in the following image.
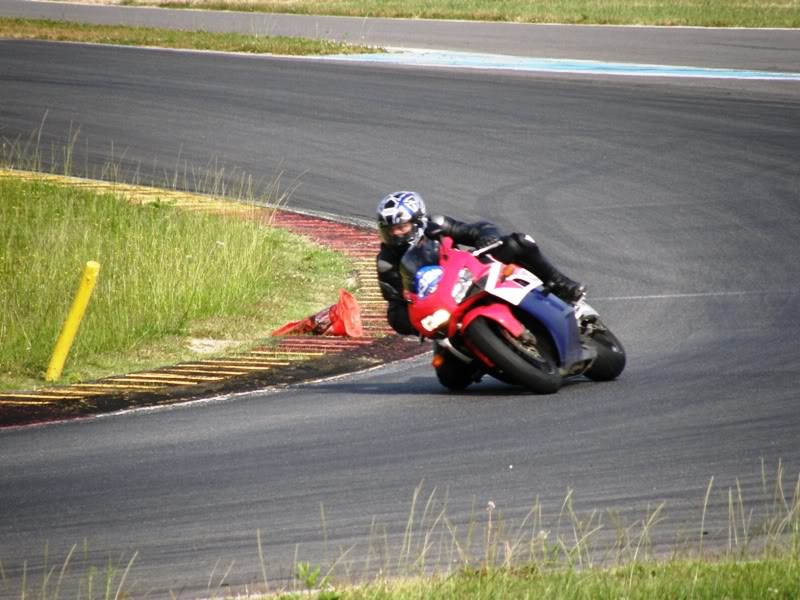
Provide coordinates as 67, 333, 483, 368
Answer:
1, 18, 800, 599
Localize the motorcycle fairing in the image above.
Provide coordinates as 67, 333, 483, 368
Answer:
459, 302, 525, 339
482, 262, 543, 305
517, 290, 583, 366
482, 260, 583, 367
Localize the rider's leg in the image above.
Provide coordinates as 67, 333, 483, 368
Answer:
493, 233, 586, 303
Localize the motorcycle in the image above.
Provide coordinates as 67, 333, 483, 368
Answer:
400, 235, 626, 394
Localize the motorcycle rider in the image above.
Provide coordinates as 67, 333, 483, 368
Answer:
376, 191, 586, 336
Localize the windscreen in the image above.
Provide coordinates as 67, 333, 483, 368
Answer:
400, 238, 442, 294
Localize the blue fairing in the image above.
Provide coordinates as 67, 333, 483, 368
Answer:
517, 289, 582, 366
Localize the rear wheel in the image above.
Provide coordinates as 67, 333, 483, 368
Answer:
466, 317, 561, 394
584, 322, 626, 381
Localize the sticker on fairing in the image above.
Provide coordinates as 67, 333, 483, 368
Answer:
484, 262, 542, 305
415, 266, 444, 298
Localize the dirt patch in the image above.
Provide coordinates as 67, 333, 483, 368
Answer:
187, 338, 242, 354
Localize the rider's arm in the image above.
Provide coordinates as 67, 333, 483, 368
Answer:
427, 214, 502, 248
386, 300, 417, 336
376, 246, 418, 336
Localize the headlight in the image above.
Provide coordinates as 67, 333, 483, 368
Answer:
451, 268, 474, 303
421, 309, 451, 332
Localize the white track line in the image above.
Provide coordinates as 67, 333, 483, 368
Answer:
594, 290, 795, 301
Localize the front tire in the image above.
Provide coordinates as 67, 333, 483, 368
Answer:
466, 317, 561, 394
584, 324, 626, 382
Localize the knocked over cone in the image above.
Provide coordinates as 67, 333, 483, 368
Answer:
272, 289, 363, 338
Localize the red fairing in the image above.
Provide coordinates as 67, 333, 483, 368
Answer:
405, 237, 525, 340
460, 303, 525, 338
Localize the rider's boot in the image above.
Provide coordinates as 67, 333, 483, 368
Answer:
547, 273, 586, 304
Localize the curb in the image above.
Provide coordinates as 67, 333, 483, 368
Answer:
0, 170, 428, 428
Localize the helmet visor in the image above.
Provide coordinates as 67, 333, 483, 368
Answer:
380, 221, 417, 247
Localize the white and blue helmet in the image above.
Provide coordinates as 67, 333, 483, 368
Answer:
376, 191, 428, 249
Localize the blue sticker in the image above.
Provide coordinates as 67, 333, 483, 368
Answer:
415, 266, 444, 298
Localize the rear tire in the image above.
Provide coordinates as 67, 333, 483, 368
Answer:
466, 317, 561, 394
584, 325, 626, 382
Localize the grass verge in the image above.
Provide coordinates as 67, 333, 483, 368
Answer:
114, 0, 800, 28
292, 559, 800, 599
0, 17, 382, 55
0, 175, 354, 391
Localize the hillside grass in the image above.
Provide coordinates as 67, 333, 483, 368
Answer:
116, 0, 800, 28
0, 176, 353, 390
0, 17, 383, 55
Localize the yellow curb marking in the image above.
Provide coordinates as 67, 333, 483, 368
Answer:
198, 360, 290, 367
72, 383, 165, 391
165, 368, 251, 376
195, 365, 280, 372
249, 351, 325, 358
117, 374, 225, 383
198, 359, 288, 365
0, 394, 83, 401
0, 400, 58, 406
104, 378, 195, 386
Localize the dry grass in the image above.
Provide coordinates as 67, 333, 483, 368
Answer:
0, 17, 381, 55
103, 0, 800, 28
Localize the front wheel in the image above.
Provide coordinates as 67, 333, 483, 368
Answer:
466, 317, 561, 394
584, 323, 626, 382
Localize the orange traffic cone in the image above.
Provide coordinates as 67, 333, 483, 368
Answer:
271, 289, 363, 338
329, 289, 363, 337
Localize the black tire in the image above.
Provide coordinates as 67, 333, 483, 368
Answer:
434, 351, 476, 391
584, 326, 626, 382
466, 317, 561, 394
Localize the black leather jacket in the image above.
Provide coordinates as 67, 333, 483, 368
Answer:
376, 215, 501, 335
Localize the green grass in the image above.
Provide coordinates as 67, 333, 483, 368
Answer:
117, 0, 800, 28
0, 176, 353, 390
283, 559, 800, 599
0, 17, 382, 55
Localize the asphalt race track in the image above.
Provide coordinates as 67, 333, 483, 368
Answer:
1, 5, 799, 597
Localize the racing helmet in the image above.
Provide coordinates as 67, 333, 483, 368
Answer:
376, 191, 428, 249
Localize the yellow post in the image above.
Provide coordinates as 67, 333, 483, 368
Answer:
46, 261, 101, 382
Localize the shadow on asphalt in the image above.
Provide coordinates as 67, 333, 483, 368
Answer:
305, 375, 591, 397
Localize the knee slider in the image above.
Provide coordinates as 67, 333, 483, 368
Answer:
377, 258, 394, 274
510, 232, 538, 250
